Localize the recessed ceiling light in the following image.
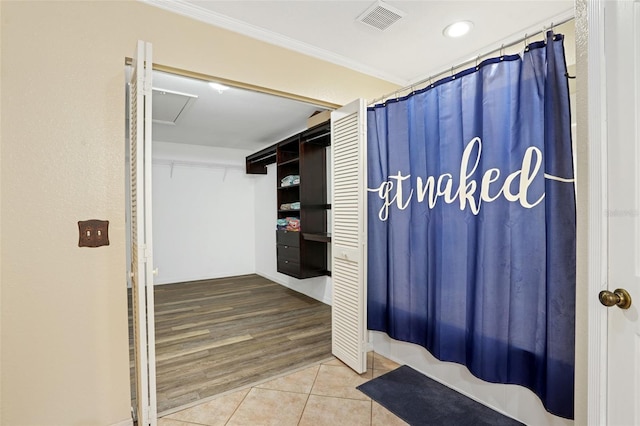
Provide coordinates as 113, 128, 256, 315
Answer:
443, 21, 474, 38
208, 82, 230, 93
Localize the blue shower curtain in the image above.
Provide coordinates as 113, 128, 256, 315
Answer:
367, 32, 575, 419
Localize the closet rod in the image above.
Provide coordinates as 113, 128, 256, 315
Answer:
370, 14, 575, 105
153, 159, 245, 170
304, 131, 331, 143
248, 152, 276, 162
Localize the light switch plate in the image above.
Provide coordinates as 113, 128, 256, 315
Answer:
78, 219, 109, 248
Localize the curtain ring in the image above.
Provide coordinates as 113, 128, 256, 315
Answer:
475, 55, 481, 70
451, 66, 455, 80
524, 33, 529, 51
429, 76, 434, 88
500, 44, 505, 60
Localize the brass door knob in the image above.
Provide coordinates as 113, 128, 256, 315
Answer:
598, 288, 632, 309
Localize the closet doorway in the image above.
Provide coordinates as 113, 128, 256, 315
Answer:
126, 67, 337, 415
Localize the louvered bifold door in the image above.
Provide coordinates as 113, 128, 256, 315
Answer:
129, 40, 157, 426
330, 99, 368, 374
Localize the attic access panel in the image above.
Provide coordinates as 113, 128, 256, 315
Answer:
152, 88, 198, 125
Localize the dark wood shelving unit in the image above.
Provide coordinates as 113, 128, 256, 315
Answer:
246, 121, 332, 279
302, 232, 332, 243
278, 157, 299, 167
245, 144, 277, 174
277, 184, 300, 190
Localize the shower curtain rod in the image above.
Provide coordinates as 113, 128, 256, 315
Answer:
370, 15, 575, 106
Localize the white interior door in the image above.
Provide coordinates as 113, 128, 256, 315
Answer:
129, 40, 157, 426
330, 99, 368, 374
603, 1, 640, 424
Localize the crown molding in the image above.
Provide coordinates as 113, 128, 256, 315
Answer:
140, 0, 407, 86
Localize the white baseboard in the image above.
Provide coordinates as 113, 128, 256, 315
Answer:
110, 418, 133, 426
154, 271, 256, 286
256, 271, 332, 305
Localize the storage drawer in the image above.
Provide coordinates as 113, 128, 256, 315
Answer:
277, 245, 300, 263
276, 230, 300, 247
277, 259, 301, 277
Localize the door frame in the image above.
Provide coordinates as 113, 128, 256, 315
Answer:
584, 0, 611, 423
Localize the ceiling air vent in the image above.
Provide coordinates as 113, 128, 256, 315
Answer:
356, 1, 405, 31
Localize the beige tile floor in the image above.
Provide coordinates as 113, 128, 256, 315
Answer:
159, 352, 409, 426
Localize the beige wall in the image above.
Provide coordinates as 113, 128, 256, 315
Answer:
0, 1, 398, 424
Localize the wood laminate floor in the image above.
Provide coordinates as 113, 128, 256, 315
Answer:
129, 274, 332, 414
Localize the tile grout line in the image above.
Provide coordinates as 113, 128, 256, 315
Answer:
370, 397, 374, 426
223, 387, 251, 426
296, 362, 322, 425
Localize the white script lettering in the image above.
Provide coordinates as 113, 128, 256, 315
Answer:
368, 137, 549, 221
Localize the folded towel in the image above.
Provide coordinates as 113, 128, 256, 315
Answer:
276, 217, 301, 231
280, 175, 300, 187
286, 217, 300, 231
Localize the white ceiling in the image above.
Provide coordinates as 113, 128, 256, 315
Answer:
152, 71, 327, 150
145, 0, 575, 151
